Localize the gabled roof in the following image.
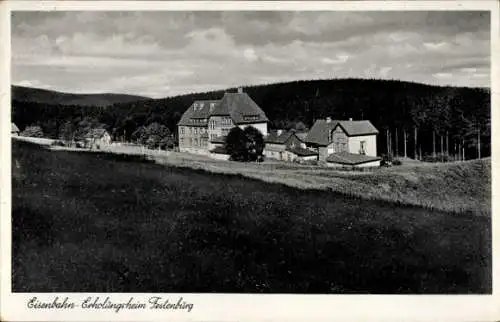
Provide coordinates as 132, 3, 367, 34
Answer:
286, 146, 318, 157
326, 151, 381, 165
305, 119, 341, 146
265, 129, 309, 145
177, 100, 220, 126
85, 128, 109, 139
295, 132, 308, 142
305, 119, 378, 146
335, 121, 379, 137
211, 92, 268, 124
265, 130, 294, 144
11, 123, 19, 132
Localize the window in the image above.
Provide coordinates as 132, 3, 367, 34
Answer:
244, 115, 259, 122
360, 141, 366, 155
180, 127, 184, 134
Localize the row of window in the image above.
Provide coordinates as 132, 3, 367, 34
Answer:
191, 118, 207, 124
243, 115, 260, 121
180, 137, 209, 147
180, 127, 207, 135
193, 102, 216, 109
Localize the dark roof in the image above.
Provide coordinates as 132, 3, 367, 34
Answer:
336, 121, 379, 136
305, 119, 341, 146
295, 132, 308, 142
210, 135, 226, 143
286, 146, 318, 157
210, 145, 229, 154
305, 119, 378, 146
265, 130, 293, 144
177, 100, 220, 126
209, 92, 269, 124
265, 129, 309, 144
11, 123, 19, 132
85, 128, 109, 139
326, 152, 381, 165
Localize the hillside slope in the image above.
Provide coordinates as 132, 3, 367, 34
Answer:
12, 85, 150, 107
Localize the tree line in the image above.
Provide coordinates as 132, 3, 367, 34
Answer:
11, 78, 490, 160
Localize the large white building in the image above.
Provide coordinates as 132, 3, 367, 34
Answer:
177, 88, 269, 155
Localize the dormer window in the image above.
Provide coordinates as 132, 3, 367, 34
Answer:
244, 115, 259, 122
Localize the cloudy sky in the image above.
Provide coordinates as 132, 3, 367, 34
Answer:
12, 11, 490, 98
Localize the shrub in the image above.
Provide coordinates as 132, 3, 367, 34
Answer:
50, 140, 65, 147
392, 159, 402, 166
21, 125, 44, 138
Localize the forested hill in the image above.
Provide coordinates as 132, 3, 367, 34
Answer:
12, 85, 150, 107
11, 78, 491, 159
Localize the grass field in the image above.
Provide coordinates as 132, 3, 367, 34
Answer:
12, 140, 491, 293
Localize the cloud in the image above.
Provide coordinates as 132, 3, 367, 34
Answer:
11, 11, 491, 97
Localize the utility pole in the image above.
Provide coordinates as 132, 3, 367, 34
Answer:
395, 128, 399, 157
462, 138, 465, 161
440, 134, 444, 162
414, 126, 418, 160
478, 127, 481, 159
386, 128, 390, 156
433, 130, 436, 158
404, 128, 407, 158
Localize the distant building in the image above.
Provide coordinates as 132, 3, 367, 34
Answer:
264, 129, 318, 162
305, 117, 381, 168
11, 123, 19, 136
84, 128, 111, 149
177, 88, 269, 156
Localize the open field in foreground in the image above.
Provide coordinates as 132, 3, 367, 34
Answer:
12, 140, 491, 293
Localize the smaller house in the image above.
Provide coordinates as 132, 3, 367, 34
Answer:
305, 117, 381, 167
11, 123, 19, 136
84, 128, 111, 149
264, 129, 318, 162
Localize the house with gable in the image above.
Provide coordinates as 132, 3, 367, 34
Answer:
11, 123, 20, 136
305, 117, 381, 168
177, 88, 269, 156
84, 128, 112, 149
264, 129, 317, 162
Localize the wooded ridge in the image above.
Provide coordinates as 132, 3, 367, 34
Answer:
11, 78, 490, 160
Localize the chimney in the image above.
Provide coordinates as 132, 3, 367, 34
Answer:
277, 129, 283, 136
349, 118, 353, 121
237, 87, 243, 93
326, 117, 332, 123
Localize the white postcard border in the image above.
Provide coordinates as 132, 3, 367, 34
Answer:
1, 1, 499, 321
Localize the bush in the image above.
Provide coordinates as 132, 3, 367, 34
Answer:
50, 140, 65, 147
392, 159, 402, 166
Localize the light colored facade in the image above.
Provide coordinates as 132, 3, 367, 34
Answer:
84, 129, 112, 149
305, 118, 381, 168
178, 88, 268, 156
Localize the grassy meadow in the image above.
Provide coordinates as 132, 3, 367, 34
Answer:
12, 140, 491, 293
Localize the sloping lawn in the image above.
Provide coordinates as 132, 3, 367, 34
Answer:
12, 140, 491, 293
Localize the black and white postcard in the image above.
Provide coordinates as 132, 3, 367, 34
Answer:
1, 1, 499, 321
